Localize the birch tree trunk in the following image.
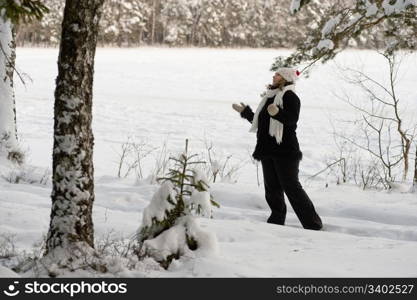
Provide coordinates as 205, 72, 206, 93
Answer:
45, 0, 104, 255
0, 14, 18, 159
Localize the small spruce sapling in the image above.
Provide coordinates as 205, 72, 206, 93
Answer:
137, 139, 219, 269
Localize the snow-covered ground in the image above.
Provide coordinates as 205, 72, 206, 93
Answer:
1, 48, 417, 277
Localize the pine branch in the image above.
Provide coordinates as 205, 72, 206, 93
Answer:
275, 0, 417, 71
0, 0, 49, 24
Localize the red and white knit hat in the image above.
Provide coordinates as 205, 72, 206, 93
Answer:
276, 67, 300, 83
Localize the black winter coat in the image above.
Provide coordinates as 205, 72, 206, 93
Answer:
241, 89, 303, 161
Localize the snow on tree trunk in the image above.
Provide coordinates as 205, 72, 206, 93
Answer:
45, 0, 104, 256
0, 14, 19, 160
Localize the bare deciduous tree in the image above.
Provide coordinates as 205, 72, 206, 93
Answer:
116, 137, 156, 179
334, 52, 416, 186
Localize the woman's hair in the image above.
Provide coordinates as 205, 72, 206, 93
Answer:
268, 80, 294, 89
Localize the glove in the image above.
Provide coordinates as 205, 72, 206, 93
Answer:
232, 102, 246, 113
267, 104, 279, 116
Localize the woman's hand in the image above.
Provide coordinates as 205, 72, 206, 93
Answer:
267, 104, 279, 116
232, 102, 246, 113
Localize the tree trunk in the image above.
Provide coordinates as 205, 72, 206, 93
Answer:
45, 0, 104, 255
151, 0, 156, 44
413, 144, 417, 192
0, 15, 18, 155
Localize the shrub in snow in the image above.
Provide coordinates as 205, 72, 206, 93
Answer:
0, 233, 17, 260
203, 139, 246, 183
137, 140, 219, 269
1, 165, 51, 185
116, 136, 156, 179
0, 133, 25, 166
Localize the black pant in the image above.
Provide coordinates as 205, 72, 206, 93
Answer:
261, 157, 323, 230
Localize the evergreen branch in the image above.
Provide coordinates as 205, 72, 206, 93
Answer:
187, 161, 207, 165
0, 0, 49, 24
275, 1, 417, 71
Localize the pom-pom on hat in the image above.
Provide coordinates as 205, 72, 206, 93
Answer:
276, 67, 300, 83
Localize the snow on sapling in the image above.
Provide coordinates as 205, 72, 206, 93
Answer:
137, 139, 219, 269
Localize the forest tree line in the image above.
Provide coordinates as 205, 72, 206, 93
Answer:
15, 0, 383, 48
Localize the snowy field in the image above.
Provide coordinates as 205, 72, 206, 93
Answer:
1, 47, 417, 277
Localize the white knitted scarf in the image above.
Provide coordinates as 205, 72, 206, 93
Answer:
249, 84, 296, 144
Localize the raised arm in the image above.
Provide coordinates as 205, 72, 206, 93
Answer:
240, 105, 254, 123
270, 91, 300, 126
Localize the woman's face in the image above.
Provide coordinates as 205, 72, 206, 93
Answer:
273, 73, 284, 85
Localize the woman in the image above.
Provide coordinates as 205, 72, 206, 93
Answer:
232, 68, 323, 230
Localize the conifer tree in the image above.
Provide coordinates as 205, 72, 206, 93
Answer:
138, 139, 219, 269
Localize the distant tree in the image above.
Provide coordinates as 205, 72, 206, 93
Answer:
160, 0, 192, 45
191, 0, 224, 46
45, 0, 104, 264
0, 0, 48, 163
100, 0, 150, 46
14, 0, 346, 48
272, 0, 417, 71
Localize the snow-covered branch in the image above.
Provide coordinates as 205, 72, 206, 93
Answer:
274, 0, 417, 71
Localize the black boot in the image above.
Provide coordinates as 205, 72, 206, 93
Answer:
267, 213, 285, 225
